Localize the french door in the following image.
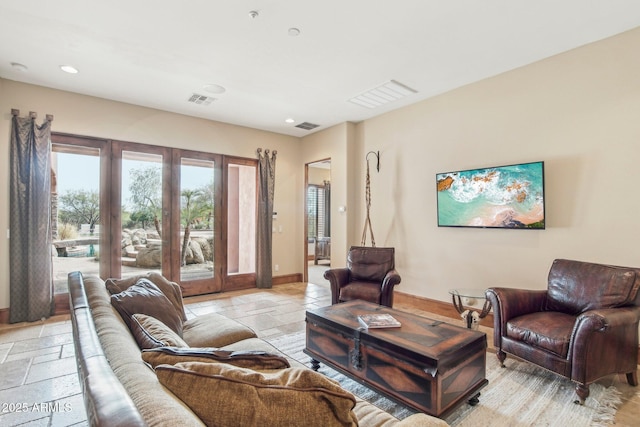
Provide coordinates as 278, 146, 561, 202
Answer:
51, 134, 257, 297
172, 149, 223, 295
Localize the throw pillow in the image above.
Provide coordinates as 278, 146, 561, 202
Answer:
142, 346, 290, 370
155, 362, 358, 427
131, 314, 189, 350
106, 273, 187, 321
110, 278, 183, 336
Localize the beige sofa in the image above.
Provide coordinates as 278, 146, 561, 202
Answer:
68, 271, 448, 426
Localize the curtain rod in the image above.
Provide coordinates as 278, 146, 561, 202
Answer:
256, 148, 277, 155
11, 108, 54, 122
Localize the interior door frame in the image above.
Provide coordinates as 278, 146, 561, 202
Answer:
304, 158, 331, 284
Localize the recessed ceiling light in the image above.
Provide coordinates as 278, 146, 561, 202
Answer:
11, 62, 28, 72
60, 65, 79, 74
288, 28, 301, 37
203, 84, 226, 94
285, 118, 295, 124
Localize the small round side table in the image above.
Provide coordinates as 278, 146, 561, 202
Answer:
448, 288, 492, 329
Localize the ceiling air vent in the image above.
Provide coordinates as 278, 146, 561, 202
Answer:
188, 93, 216, 106
295, 122, 320, 130
348, 79, 417, 109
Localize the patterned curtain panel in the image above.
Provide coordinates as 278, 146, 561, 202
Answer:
256, 148, 276, 289
9, 112, 54, 323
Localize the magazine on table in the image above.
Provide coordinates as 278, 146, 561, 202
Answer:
358, 313, 402, 329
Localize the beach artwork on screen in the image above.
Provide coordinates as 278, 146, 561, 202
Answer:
436, 161, 545, 229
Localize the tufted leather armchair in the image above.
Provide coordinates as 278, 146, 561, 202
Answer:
486, 259, 640, 404
324, 246, 400, 308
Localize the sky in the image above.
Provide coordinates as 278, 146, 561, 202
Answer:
55, 152, 212, 210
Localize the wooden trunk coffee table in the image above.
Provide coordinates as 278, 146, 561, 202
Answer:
304, 300, 487, 418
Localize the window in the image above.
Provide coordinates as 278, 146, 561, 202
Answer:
227, 161, 257, 275
307, 183, 330, 239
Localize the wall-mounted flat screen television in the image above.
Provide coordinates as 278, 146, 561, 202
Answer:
436, 161, 545, 229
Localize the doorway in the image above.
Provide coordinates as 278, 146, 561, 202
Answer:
305, 159, 331, 285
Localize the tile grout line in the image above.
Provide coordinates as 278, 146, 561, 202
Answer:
0, 342, 12, 364
22, 355, 35, 388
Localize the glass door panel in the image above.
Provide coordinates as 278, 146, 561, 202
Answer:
180, 158, 215, 282
120, 151, 164, 279
51, 144, 101, 294
227, 163, 256, 275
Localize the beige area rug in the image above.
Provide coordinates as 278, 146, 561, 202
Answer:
267, 331, 625, 427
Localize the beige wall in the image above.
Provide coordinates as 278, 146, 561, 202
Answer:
2, 26, 640, 312
0, 80, 302, 309
348, 27, 640, 302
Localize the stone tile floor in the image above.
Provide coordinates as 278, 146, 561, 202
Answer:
1, 280, 639, 426
0, 281, 331, 426
0, 317, 84, 426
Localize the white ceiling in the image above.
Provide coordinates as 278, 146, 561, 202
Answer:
1, 1, 640, 137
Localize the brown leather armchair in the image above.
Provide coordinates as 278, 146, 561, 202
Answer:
324, 246, 400, 307
486, 259, 640, 404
